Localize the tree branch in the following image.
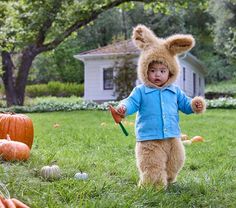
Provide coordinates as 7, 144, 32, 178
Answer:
38, 0, 157, 52
35, 0, 64, 46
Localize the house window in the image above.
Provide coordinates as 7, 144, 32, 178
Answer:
193, 72, 196, 96
199, 77, 201, 95
182, 67, 186, 91
103, 68, 114, 90
183, 67, 186, 81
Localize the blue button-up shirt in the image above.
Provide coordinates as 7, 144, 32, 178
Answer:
121, 84, 193, 141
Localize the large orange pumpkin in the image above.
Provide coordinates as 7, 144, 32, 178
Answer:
0, 113, 34, 149
0, 135, 30, 161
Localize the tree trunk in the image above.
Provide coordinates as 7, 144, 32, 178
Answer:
1, 47, 37, 106
15, 47, 37, 106
1, 51, 17, 106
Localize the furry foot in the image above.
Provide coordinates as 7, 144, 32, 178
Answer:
167, 177, 177, 185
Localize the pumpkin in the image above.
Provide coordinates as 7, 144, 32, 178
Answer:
74, 172, 88, 180
182, 140, 192, 146
181, 134, 189, 141
0, 135, 30, 161
0, 113, 34, 149
40, 165, 61, 181
191, 136, 204, 143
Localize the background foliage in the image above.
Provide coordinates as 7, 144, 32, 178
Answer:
0, 0, 235, 105
30, 38, 84, 84
27, 1, 235, 85
0, 96, 236, 113
113, 56, 137, 100
26, 82, 84, 98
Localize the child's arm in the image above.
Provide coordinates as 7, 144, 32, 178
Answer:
177, 88, 206, 114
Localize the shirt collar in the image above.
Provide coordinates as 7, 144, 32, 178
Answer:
144, 84, 177, 94
165, 85, 177, 93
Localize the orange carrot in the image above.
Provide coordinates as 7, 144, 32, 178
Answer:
109, 105, 123, 123
3, 199, 16, 208
11, 199, 30, 208
0, 198, 5, 208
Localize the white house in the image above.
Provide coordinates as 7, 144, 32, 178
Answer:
74, 39, 206, 102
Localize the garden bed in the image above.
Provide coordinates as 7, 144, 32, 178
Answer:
1, 96, 236, 113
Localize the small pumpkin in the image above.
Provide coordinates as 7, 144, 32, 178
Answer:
0, 112, 34, 149
40, 165, 61, 181
0, 135, 30, 161
181, 134, 189, 141
191, 136, 204, 143
182, 140, 192, 146
74, 172, 88, 180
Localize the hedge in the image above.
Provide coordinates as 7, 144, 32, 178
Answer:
26, 82, 84, 97
0, 98, 236, 113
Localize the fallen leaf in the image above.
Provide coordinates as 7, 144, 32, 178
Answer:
53, 124, 60, 128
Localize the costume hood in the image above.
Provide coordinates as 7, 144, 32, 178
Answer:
132, 25, 195, 88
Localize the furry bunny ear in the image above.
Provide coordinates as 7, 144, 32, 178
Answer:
165, 34, 195, 55
132, 25, 158, 50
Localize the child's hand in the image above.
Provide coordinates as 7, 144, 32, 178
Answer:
116, 105, 126, 118
191, 96, 206, 114
194, 101, 203, 112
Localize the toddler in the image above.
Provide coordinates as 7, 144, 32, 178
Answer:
116, 25, 206, 189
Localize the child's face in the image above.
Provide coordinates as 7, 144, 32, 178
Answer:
147, 63, 169, 87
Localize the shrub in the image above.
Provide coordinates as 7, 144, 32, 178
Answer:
26, 82, 84, 97
206, 97, 236, 109
47, 81, 63, 96
113, 56, 137, 100
63, 83, 84, 97
26, 84, 49, 97
0, 98, 118, 113
1, 97, 236, 113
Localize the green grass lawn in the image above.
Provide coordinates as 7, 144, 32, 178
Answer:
0, 109, 236, 207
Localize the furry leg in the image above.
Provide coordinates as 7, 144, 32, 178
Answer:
135, 141, 168, 189
166, 138, 185, 184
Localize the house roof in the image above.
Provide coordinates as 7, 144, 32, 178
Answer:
78, 39, 139, 56
74, 39, 206, 74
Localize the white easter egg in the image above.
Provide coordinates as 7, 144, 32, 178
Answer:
74, 172, 88, 180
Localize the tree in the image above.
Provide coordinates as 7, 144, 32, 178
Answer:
208, 0, 236, 61
35, 1, 211, 85
30, 37, 84, 84
77, 8, 124, 49
113, 56, 137, 100
29, 7, 124, 84
0, 0, 204, 106
126, 2, 187, 36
